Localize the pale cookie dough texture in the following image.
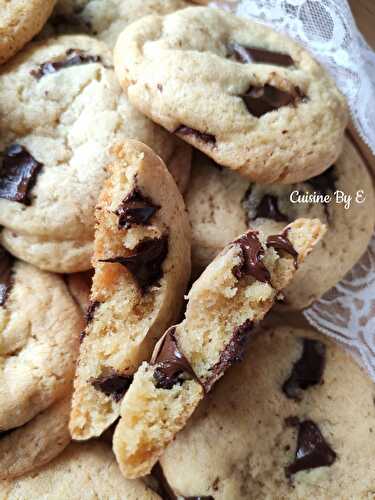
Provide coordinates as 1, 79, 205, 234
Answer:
70, 141, 191, 440
0, 35, 191, 273
114, 6, 348, 183
49, 0, 191, 47
0, 257, 83, 431
113, 219, 325, 478
161, 325, 375, 500
0, 0, 56, 64
0, 442, 160, 499
187, 138, 375, 309
0, 396, 71, 480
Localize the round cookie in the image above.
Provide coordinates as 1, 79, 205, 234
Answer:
187, 138, 375, 309
0, 250, 83, 431
114, 6, 348, 183
0, 0, 56, 64
48, 0, 191, 47
160, 324, 375, 499
0, 35, 190, 273
0, 441, 161, 499
0, 396, 71, 480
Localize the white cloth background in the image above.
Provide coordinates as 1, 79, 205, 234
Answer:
209, 0, 375, 378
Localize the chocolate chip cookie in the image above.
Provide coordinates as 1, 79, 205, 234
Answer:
0, 35, 190, 273
0, 248, 83, 431
160, 324, 375, 499
0, 0, 56, 64
48, 0, 190, 47
114, 6, 348, 183
187, 137, 375, 309
0, 441, 160, 499
70, 141, 191, 440
113, 218, 325, 478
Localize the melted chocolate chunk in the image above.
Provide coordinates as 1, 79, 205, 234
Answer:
176, 126, 216, 145
266, 230, 298, 265
91, 372, 133, 402
283, 338, 326, 401
0, 246, 14, 307
228, 43, 294, 67
115, 188, 159, 229
306, 166, 336, 196
232, 232, 270, 283
31, 49, 101, 79
101, 236, 168, 292
205, 319, 253, 392
152, 327, 197, 390
254, 194, 289, 222
0, 144, 43, 204
285, 419, 336, 477
242, 84, 304, 118
85, 300, 99, 324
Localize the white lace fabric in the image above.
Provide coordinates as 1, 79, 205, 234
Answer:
209, 0, 375, 379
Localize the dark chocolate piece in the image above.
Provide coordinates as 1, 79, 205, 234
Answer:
101, 235, 168, 292
266, 230, 298, 265
205, 319, 253, 392
232, 232, 270, 283
176, 126, 216, 145
115, 188, 159, 229
285, 419, 336, 477
306, 166, 336, 196
283, 338, 326, 401
253, 194, 289, 222
152, 327, 197, 390
31, 49, 101, 79
91, 372, 133, 402
85, 300, 100, 324
0, 144, 43, 204
0, 246, 14, 306
228, 43, 294, 67
242, 84, 304, 118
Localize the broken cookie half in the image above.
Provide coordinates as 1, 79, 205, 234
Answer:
69, 140, 191, 440
112, 217, 326, 478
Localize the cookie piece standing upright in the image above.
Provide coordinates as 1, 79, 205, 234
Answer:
114, 6, 348, 183
187, 138, 375, 308
0, 0, 56, 64
160, 325, 375, 499
113, 218, 326, 478
0, 35, 191, 273
0, 249, 83, 431
70, 140, 191, 440
0, 441, 160, 499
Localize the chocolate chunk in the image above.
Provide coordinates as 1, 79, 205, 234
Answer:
306, 166, 336, 196
205, 319, 253, 392
266, 230, 298, 265
85, 300, 100, 324
233, 232, 270, 283
101, 236, 168, 292
242, 84, 304, 118
0, 144, 43, 204
31, 49, 101, 79
251, 194, 289, 222
228, 43, 294, 67
115, 188, 159, 229
0, 246, 14, 307
283, 338, 326, 401
176, 126, 216, 145
152, 327, 198, 390
91, 372, 133, 402
285, 419, 336, 477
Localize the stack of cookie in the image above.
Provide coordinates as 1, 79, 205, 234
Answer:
1, 2, 374, 499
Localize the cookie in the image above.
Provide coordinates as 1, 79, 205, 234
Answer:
113, 218, 325, 478
187, 138, 375, 309
48, 0, 190, 47
160, 324, 375, 499
0, 248, 83, 431
0, 0, 56, 64
0, 396, 71, 480
70, 141, 191, 440
0, 35, 191, 273
0, 441, 160, 499
114, 6, 348, 183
